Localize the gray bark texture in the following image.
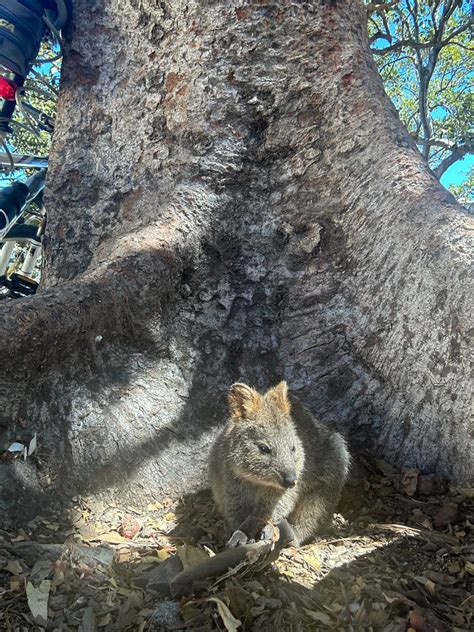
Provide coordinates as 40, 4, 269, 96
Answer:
0, 0, 472, 526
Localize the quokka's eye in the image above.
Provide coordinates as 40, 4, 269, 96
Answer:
291, 445, 296, 452
258, 444, 272, 455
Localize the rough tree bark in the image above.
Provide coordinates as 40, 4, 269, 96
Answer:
0, 0, 471, 526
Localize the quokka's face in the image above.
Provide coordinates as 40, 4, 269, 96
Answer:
227, 381, 305, 491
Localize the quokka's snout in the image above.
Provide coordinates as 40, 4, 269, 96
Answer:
281, 470, 297, 488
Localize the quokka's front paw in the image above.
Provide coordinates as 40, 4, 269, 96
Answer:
259, 520, 296, 546
226, 529, 249, 548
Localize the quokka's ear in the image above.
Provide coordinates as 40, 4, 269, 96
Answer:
228, 383, 263, 420
266, 381, 291, 415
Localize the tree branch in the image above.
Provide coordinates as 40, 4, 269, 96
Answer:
433, 143, 473, 178
366, 1, 399, 15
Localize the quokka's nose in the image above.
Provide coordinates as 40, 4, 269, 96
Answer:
282, 472, 297, 488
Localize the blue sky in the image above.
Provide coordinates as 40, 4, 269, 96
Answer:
440, 154, 473, 185
440, 154, 473, 194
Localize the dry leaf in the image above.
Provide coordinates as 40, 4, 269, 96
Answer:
304, 609, 332, 625
30, 559, 53, 582
7, 441, 25, 453
98, 612, 113, 626
177, 544, 209, 569
98, 531, 127, 543
81, 606, 97, 632
423, 570, 457, 586
207, 597, 241, 632
9, 577, 21, 591
5, 560, 23, 574
26, 580, 51, 623
303, 554, 321, 570
126, 506, 142, 514
147, 501, 163, 511
43, 521, 60, 531
28, 433, 37, 456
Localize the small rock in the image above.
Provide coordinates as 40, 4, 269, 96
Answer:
151, 601, 183, 627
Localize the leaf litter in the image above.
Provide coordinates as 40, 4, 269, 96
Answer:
0, 457, 472, 631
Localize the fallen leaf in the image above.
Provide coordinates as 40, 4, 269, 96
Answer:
98, 612, 112, 626
7, 441, 25, 453
383, 591, 416, 606
43, 521, 60, 531
147, 501, 163, 511
5, 560, 23, 574
303, 609, 332, 625
10, 531, 27, 542
28, 433, 37, 456
303, 554, 321, 570
30, 559, 53, 582
81, 606, 97, 632
126, 506, 142, 514
9, 577, 21, 591
177, 544, 209, 569
26, 580, 51, 623
423, 570, 457, 586
207, 597, 241, 632
117, 586, 134, 597
98, 532, 127, 543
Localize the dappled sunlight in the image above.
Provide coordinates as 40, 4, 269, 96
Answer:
1, 457, 471, 629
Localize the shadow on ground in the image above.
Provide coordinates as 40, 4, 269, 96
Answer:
0, 458, 472, 630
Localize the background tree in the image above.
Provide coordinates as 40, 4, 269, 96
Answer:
367, 0, 473, 184
0, 0, 471, 527
448, 168, 473, 200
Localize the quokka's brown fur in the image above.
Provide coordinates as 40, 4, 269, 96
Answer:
209, 381, 350, 546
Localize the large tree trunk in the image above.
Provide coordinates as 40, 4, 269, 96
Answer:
0, 0, 471, 526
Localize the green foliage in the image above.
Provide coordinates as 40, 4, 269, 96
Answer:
367, 0, 473, 183
448, 167, 474, 200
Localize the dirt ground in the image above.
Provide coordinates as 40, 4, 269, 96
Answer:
0, 457, 472, 631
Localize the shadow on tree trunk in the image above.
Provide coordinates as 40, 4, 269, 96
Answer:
1, 0, 472, 531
